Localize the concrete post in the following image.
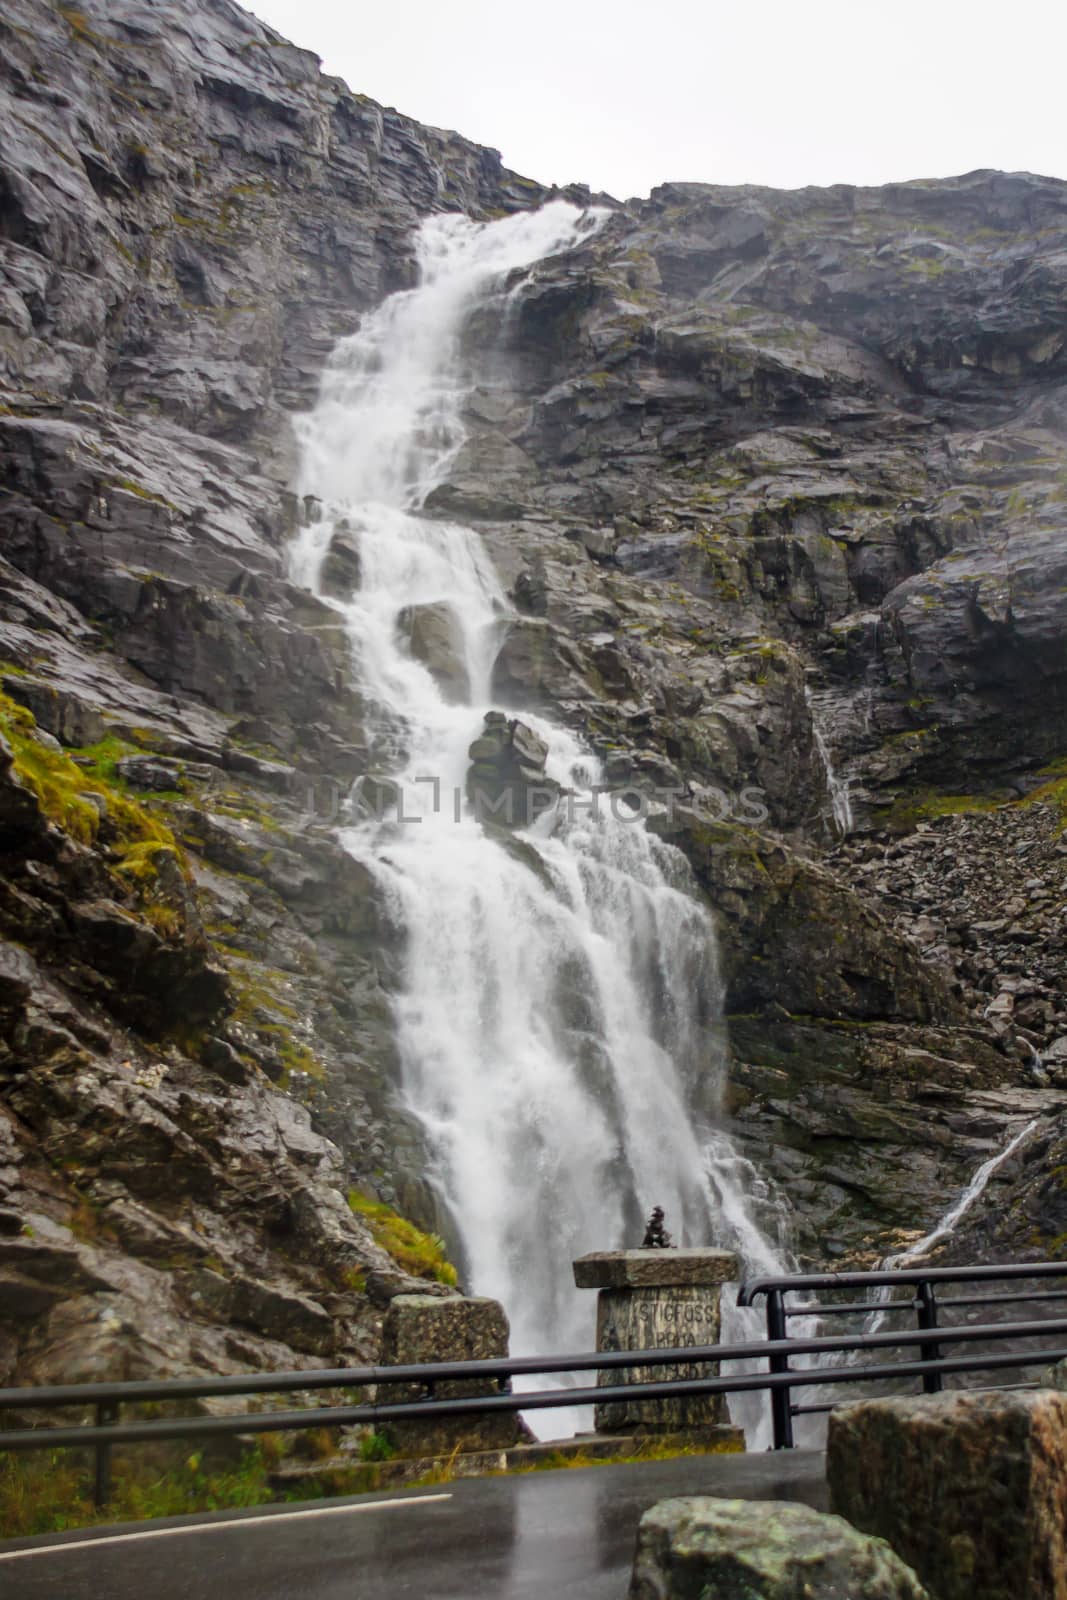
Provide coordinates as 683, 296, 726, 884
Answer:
573, 1248, 739, 1433
379, 1293, 522, 1456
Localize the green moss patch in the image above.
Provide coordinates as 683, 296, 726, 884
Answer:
879, 768, 1067, 835
877, 789, 1005, 832
108, 477, 177, 512
0, 691, 184, 877
1020, 759, 1067, 828
69, 732, 139, 785
347, 1190, 458, 1287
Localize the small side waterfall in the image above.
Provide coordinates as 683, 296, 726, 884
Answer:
788, 1119, 1045, 1437
866, 1118, 1041, 1336
289, 203, 794, 1441
883, 1118, 1040, 1272
806, 687, 854, 838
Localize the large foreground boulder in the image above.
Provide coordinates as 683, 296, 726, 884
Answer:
628, 1496, 928, 1599
828, 1390, 1067, 1600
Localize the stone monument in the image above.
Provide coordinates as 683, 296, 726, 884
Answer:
573, 1229, 740, 1434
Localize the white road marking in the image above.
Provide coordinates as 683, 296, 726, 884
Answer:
0, 1493, 453, 1562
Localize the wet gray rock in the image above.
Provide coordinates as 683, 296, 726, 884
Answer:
650, 807, 955, 1024
319, 524, 363, 599
397, 601, 471, 702
424, 433, 537, 521
464, 173, 1067, 810
628, 1496, 928, 1599
727, 1016, 1056, 1263
466, 711, 560, 829
828, 1391, 1067, 1600
491, 616, 597, 710
0, 0, 580, 1385
830, 803, 1067, 1055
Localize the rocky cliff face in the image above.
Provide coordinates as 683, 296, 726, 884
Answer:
0, 0, 1064, 1387
0, 0, 580, 1386
446, 175, 1067, 1263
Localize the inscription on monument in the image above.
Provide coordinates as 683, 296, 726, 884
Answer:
573, 1247, 739, 1436
595, 1284, 725, 1431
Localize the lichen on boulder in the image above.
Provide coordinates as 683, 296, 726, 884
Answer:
628, 1496, 929, 1599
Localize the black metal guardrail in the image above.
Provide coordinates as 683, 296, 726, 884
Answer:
737, 1261, 1067, 1448
2, 1261, 1066, 1505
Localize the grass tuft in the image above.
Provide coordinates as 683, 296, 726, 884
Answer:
1020, 759, 1067, 828
347, 1190, 459, 1287
0, 691, 184, 877
0, 1445, 273, 1538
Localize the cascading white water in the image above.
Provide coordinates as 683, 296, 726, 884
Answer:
806, 687, 854, 837
885, 1118, 1040, 1269
289, 202, 791, 1439
867, 1117, 1041, 1324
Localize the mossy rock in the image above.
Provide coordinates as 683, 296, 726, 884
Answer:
348, 1190, 458, 1286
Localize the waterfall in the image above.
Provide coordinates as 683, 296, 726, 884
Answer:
883, 1118, 1040, 1272
865, 1118, 1041, 1337
806, 687, 854, 837
784, 1118, 1045, 1441
289, 202, 791, 1440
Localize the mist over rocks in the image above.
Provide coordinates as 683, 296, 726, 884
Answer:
0, 0, 1065, 1391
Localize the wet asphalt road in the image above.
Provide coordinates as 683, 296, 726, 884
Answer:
0, 1452, 827, 1599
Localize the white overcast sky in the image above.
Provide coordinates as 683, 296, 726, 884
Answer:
249, 0, 1066, 200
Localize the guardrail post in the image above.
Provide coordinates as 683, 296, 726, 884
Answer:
916, 1281, 943, 1394
766, 1288, 794, 1449
94, 1402, 118, 1507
